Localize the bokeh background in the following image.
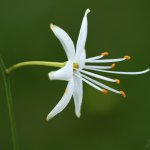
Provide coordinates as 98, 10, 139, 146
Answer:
0, 0, 150, 150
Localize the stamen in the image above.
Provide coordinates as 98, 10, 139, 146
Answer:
80, 73, 121, 94
124, 56, 131, 60
102, 89, 108, 94
80, 69, 117, 83
74, 73, 104, 92
115, 79, 120, 84
86, 55, 104, 62
88, 68, 150, 75
84, 65, 114, 70
120, 91, 126, 98
111, 63, 116, 69
86, 58, 126, 63
101, 52, 109, 56
86, 52, 109, 62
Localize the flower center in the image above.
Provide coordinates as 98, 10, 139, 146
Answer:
73, 63, 79, 70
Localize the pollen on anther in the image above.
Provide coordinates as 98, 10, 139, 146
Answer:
120, 91, 126, 98
101, 52, 109, 56
102, 89, 108, 94
124, 56, 131, 60
111, 63, 116, 69
115, 79, 120, 84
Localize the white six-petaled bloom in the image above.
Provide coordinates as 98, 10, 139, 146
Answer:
46, 8, 149, 120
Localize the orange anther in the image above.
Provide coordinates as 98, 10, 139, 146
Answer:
124, 56, 131, 60
111, 63, 116, 69
102, 89, 108, 94
115, 79, 120, 84
120, 91, 126, 98
101, 52, 109, 56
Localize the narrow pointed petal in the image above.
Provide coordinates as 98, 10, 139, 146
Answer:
46, 79, 74, 120
76, 48, 86, 69
48, 60, 73, 81
74, 9, 90, 61
73, 72, 83, 118
50, 24, 75, 59
89, 68, 150, 75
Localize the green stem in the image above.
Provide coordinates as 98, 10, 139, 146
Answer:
6, 61, 65, 74
0, 56, 19, 150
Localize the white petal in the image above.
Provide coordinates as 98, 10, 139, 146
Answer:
48, 60, 73, 81
46, 78, 74, 120
74, 9, 90, 61
76, 48, 86, 69
73, 72, 83, 118
50, 24, 75, 59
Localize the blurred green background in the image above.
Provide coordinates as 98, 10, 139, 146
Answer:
0, 0, 150, 150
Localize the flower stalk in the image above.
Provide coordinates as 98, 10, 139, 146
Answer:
6, 61, 65, 74
0, 56, 19, 150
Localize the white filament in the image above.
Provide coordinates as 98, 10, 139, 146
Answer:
80, 69, 117, 83
80, 73, 121, 94
74, 73, 103, 92
86, 68, 150, 75
86, 58, 125, 63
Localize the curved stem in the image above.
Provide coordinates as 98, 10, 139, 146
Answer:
6, 61, 65, 74
0, 56, 19, 150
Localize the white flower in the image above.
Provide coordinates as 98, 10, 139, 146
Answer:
46, 9, 149, 120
